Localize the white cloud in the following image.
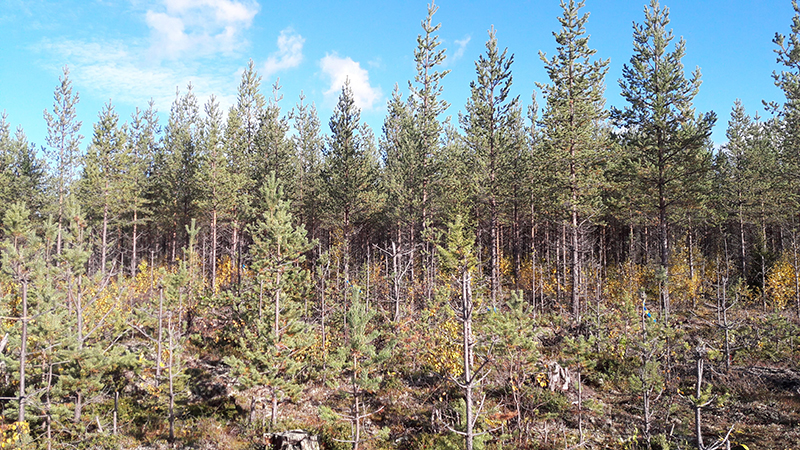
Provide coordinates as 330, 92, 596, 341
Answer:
38, 38, 238, 115
263, 28, 305, 78
145, 0, 259, 59
320, 54, 382, 111
450, 36, 471, 64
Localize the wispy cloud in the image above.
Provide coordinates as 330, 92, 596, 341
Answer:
320, 53, 382, 111
33, 1, 260, 114
145, 0, 259, 59
38, 38, 239, 114
263, 28, 305, 78
450, 36, 471, 64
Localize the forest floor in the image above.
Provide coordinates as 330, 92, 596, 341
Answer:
124, 316, 800, 450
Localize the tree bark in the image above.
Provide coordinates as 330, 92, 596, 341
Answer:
132, 211, 138, 277
18, 280, 28, 424
461, 268, 476, 450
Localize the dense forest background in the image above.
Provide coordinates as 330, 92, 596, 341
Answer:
3, 0, 800, 448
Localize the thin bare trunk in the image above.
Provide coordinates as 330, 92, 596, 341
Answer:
274, 269, 281, 340
18, 281, 28, 424
113, 391, 119, 435
157, 286, 163, 380
101, 201, 109, 275
271, 388, 278, 429
462, 268, 475, 450
132, 211, 138, 277
168, 313, 175, 443
211, 209, 217, 291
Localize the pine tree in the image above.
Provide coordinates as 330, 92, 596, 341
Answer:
320, 80, 379, 281
80, 102, 127, 275
484, 290, 539, 438
409, 0, 450, 301
719, 101, 781, 295
611, 0, 716, 323
153, 85, 201, 262
379, 0, 450, 302
437, 215, 484, 450
328, 288, 392, 450
0, 203, 45, 424
126, 100, 159, 277
160, 220, 202, 443
226, 173, 314, 429
44, 66, 84, 256
771, 0, 800, 180
461, 26, 520, 307
198, 95, 234, 291
52, 199, 136, 441
291, 92, 324, 241
503, 110, 532, 291
769, 1, 800, 312
249, 172, 315, 335
224, 62, 266, 289
380, 86, 418, 319
254, 81, 297, 198
0, 116, 47, 217
538, 0, 609, 321
237, 59, 267, 161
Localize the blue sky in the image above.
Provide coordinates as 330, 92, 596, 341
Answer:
0, 0, 795, 150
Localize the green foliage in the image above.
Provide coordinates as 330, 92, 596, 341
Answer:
329, 288, 393, 393
538, 0, 609, 221
254, 81, 298, 198
438, 215, 478, 276
320, 80, 381, 243
0, 116, 47, 219
737, 313, 800, 364
611, 0, 716, 317
772, 0, 800, 201
44, 65, 84, 252
224, 178, 315, 429
291, 92, 325, 234
326, 288, 393, 446
150, 84, 202, 255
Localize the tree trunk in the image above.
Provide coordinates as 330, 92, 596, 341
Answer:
47, 362, 53, 450
353, 392, 361, 450
392, 241, 401, 322
531, 204, 537, 315
18, 280, 28, 424
571, 201, 580, 322
132, 211, 138, 277
641, 296, 652, 450
113, 390, 119, 435
101, 200, 109, 275
490, 193, 499, 308
211, 208, 217, 291
694, 355, 705, 450
462, 268, 475, 450
271, 388, 278, 430
513, 201, 521, 291
739, 202, 746, 281
74, 391, 82, 423
157, 286, 164, 380
168, 314, 176, 443
659, 195, 670, 325
275, 268, 282, 340
232, 218, 239, 293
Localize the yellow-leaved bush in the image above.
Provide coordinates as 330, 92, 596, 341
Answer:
766, 251, 800, 311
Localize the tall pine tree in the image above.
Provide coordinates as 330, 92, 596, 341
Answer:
320, 80, 379, 282
538, 0, 609, 321
461, 26, 520, 306
44, 66, 83, 256
611, 0, 716, 323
